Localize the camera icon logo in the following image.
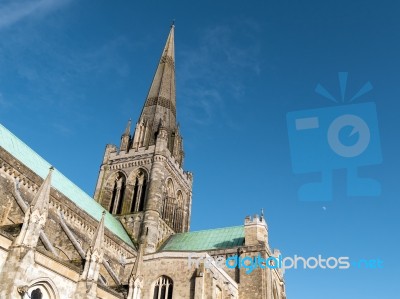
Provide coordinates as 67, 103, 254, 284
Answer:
327, 114, 370, 158
287, 73, 382, 201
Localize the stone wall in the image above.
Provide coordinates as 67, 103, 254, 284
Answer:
0, 147, 137, 296
0, 234, 123, 299
140, 251, 238, 299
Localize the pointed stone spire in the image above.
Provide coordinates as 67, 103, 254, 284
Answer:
14, 167, 53, 248
145, 24, 175, 106
127, 243, 145, 299
147, 23, 175, 102
120, 119, 132, 152
74, 211, 106, 299
135, 25, 177, 147
0, 167, 54, 298
31, 166, 54, 214
123, 119, 132, 136
90, 211, 106, 254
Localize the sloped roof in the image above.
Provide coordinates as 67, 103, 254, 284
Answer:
160, 225, 245, 251
0, 123, 134, 247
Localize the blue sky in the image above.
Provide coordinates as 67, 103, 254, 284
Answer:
0, 0, 399, 298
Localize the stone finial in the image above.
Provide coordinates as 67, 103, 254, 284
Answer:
13, 167, 53, 248
90, 211, 106, 253
120, 119, 132, 152
127, 275, 144, 299
75, 211, 107, 298
123, 119, 132, 136
31, 166, 54, 214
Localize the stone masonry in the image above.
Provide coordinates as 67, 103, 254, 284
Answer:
0, 25, 287, 299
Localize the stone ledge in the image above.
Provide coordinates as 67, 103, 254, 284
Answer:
35, 250, 81, 282
97, 283, 125, 299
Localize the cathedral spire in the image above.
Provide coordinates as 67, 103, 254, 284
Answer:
135, 25, 177, 147
144, 24, 175, 109
94, 26, 193, 252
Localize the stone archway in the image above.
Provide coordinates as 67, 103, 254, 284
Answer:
24, 277, 60, 299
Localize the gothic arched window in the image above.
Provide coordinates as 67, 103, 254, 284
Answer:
153, 276, 173, 299
130, 169, 147, 213
109, 172, 126, 214
174, 191, 184, 231
26, 278, 59, 299
163, 179, 175, 228
31, 288, 43, 299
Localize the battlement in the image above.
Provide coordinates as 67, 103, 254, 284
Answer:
244, 214, 267, 227
244, 214, 268, 247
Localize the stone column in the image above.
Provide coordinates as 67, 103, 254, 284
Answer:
140, 125, 168, 253
194, 264, 205, 299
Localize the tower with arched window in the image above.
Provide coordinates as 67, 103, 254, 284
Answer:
0, 24, 287, 299
93, 24, 193, 254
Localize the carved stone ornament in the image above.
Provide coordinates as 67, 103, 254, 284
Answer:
17, 285, 29, 295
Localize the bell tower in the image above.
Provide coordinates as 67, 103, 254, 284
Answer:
94, 25, 193, 253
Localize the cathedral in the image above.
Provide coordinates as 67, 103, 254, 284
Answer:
0, 25, 287, 299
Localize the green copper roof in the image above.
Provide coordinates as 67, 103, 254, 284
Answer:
0, 123, 134, 248
161, 225, 245, 251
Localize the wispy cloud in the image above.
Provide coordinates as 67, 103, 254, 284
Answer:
0, 93, 11, 109
178, 22, 262, 128
0, 0, 70, 30
0, 2, 135, 138
52, 122, 73, 136
181, 88, 223, 126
